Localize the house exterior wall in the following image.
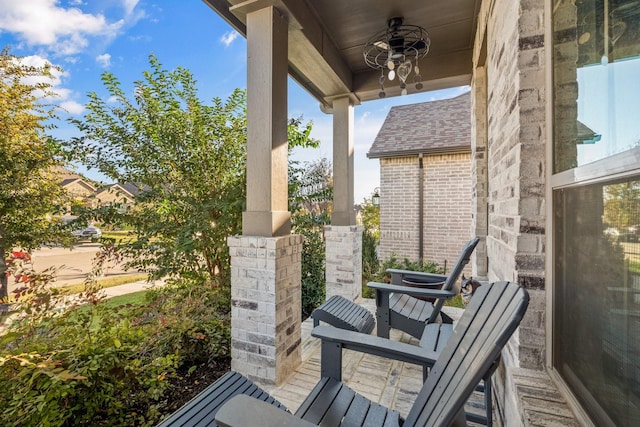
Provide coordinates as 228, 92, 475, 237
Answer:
379, 157, 420, 261
378, 153, 472, 276
473, 0, 581, 425
63, 180, 98, 209
482, 0, 546, 371
423, 153, 473, 272
63, 181, 95, 202
471, 65, 489, 279
95, 188, 134, 206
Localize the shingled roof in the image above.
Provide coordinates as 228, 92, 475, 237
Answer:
367, 92, 471, 159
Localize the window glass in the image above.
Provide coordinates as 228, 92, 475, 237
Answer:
554, 178, 640, 426
553, 0, 640, 173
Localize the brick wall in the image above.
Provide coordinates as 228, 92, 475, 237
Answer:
379, 157, 420, 261
423, 153, 473, 272
325, 225, 363, 301
379, 153, 473, 276
471, 65, 489, 279
476, 0, 547, 373
227, 235, 303, 386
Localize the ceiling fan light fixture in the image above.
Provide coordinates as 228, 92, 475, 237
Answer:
363, 17, 430, 96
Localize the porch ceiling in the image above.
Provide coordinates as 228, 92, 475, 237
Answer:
203, 0, 480, 108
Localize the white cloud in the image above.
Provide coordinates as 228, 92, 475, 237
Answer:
0, 0, 124, 56
358, 111, 371, 124
60, 100, 85, 115
220, 30, 239, 48
96, 53, 111, 67
17, 54, 65, 87
121, 0, 140, 17
14, 55, 83, 113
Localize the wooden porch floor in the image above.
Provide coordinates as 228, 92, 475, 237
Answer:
269, 299, 487, 423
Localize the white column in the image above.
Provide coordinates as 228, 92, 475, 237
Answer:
325, 96, 362, 301
243, 6, 291, 237
331, 96, 355, 226
471, 66, 489, 279
228, 5, 302, 387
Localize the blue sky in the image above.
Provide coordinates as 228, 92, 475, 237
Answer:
0, 0, 467, 203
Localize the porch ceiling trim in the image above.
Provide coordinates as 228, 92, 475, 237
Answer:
203, 0, 480, 107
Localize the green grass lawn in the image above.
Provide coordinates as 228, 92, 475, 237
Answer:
445, 294, 465, 308
103, 290, 148, 307
100, 231, 136, 244
71, 290, 149, 327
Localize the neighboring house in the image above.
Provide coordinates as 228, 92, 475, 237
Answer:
95, 183, 138, 209
368, 93, 472, 275
57, 167, 142, 212
57, 167, 98, 211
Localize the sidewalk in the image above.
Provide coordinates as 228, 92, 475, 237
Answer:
99, 278, 164, 298
0, 278, 163, 334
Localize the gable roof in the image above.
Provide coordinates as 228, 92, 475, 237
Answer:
60, 177, 96, 193
97, 182, 147, 198
367, 92, 471, 159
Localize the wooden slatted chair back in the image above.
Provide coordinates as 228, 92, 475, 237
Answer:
404, 281, 529, 427
430, 237, 480, 318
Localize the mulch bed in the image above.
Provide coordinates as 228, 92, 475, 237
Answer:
161, 357, 231, 414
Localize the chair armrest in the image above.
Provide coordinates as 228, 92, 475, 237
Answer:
386, 268, 448, 284
367, 281, 458, 300
312, 325, 438, 367
215, 395, 316, 427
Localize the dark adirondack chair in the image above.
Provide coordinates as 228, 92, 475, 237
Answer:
158, 281, 528, 427
370, 237, 480, 339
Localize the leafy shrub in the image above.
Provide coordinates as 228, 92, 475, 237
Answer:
0, 274, 230, 427
289, 157, 331, 320
293, 213, 328, 320
361, 229, 379, 288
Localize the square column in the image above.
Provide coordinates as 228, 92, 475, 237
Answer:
228, 235, 303, 386
471, 65, 489, 279
331, 96, 355, 226
243, 6, 291, 237
325, 225, 363, 301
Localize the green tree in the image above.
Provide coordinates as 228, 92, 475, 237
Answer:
67, 55, 246, 287
603, 181, 640, 230
0, 49, 71, 301
289, 157, 332, 318
360, 196, 380, 239
67, 55, 319, 289
360, 195, 380, 292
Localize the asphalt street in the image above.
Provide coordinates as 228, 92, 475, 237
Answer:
7, 243, 134, 295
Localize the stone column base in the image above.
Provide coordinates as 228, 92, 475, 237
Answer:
227, 234, 303, 386
324, 225, 363, 301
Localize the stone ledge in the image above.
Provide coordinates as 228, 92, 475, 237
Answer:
506, 367, 580, 427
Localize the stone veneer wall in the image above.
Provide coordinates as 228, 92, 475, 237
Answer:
378, 154, 473, 276
472, 0, 577, 424
482, 0, 546, 371
227, 235, 303, 386
471, 65, 490, 279
325, 225, 363, 301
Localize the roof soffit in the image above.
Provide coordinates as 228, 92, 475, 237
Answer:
202, 0, 481, 106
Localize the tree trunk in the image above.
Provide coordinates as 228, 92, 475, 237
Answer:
0, 246, 8, 301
